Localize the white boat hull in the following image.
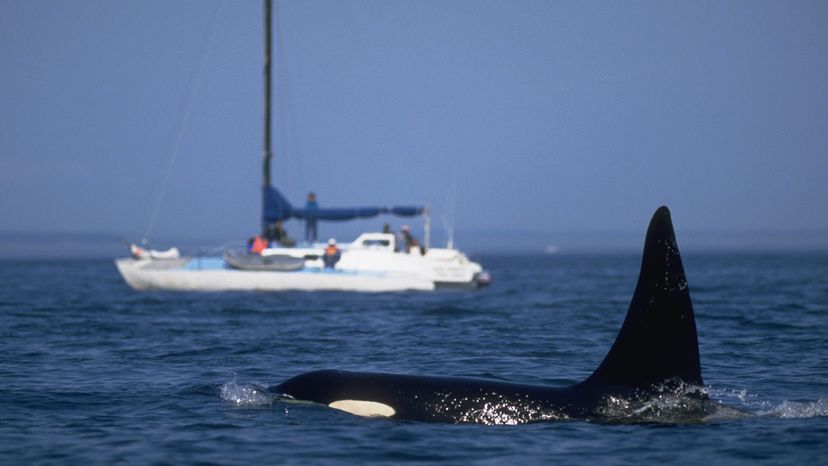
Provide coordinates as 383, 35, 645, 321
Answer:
115, 259, 435, 292
115, 234, 486, 292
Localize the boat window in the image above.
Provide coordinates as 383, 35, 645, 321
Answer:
362, 239, 390, 247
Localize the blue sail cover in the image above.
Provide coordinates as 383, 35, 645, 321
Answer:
262, 187, 424, 224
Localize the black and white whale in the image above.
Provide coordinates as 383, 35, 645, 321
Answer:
273, 206, 715, 424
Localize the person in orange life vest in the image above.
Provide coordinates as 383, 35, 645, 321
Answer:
322, 238, 341, 268
248, 236, 268, 255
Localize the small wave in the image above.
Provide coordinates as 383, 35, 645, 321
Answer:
759, 399, 828, 418
596, 381, 722, 424
421, 305, 479, 315
707, 387, 827, 419
219, 381, 273, 406
707, 387, 755, 404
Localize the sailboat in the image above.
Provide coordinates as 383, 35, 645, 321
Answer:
115, 0, 489, 292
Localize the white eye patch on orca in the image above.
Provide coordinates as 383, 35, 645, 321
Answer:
328, 400, 395, 417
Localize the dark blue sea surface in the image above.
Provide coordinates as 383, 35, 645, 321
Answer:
1, 253, 826, 464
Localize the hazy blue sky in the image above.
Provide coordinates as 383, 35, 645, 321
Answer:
1, 0, 827, 250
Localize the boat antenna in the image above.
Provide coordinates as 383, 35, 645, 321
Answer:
443, 216, 455, 250
424, 207, 431, 250
263, 0, 273, 193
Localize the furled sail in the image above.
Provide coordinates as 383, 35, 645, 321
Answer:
262, 187, 424, 224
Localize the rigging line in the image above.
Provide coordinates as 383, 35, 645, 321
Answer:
444, 161, 458, 249
272, 1, 305, 202
141, 0, 225, 243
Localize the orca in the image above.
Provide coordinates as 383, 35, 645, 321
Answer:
273, 206, 713, 424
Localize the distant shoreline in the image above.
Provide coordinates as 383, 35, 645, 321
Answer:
1, 229, 827, 259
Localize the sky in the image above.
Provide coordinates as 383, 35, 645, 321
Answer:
1, 0, 827, 253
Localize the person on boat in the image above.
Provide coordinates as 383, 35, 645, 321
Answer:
130, 243, 148, 260
248, 235, 268, 255
322, 238, 341, 268
383, 224, 400, 251
305, 192, 319, 243
400, 225, 423, 255
265, 221, 295, 247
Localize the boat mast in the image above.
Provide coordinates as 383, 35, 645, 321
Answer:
262, 0, 273, 230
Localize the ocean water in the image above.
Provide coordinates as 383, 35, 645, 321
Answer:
1, 253, 826, 465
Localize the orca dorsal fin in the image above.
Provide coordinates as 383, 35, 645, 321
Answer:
583, 206, 703, 389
